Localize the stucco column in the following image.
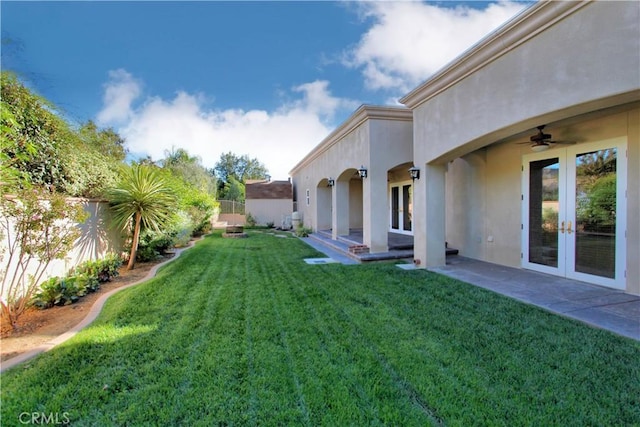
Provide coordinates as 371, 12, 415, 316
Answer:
627, 108, 640, 295
333, 180, 349, 238
414, 164, 446, 268
316, 186, 332, 230
363, 170, 389, 253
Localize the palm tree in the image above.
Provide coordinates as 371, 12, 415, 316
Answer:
106, 164, 176, 270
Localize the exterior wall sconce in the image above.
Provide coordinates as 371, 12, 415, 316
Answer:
408, 165, 420, 180
327, 178, 335, 187
357, 166, 368, 179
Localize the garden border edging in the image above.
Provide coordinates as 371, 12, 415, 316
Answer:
1, 236, 204, 373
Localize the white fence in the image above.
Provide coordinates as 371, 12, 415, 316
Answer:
1, 199, 124, 301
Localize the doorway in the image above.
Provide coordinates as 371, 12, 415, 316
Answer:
522, 138, 627, 289
390, 181, 413, 235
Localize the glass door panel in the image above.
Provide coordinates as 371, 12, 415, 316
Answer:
527, 157, 561, 268
402, 184, 412, 231
391, 187, 399, 230
573, 148, 617, 278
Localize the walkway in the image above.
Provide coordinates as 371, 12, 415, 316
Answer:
301, 237, 640, 341
432, 257, 639, 341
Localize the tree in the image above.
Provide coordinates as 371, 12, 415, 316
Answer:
213, 152, 268, 183
106, 165, 176, 270
163, 147, 217, 196
0, 100, 31, 193
1, 71, 70, 192
0, 187, 88, 329
221, 176, 245, 202
213, 152, 268, 201
59, 127, 121, 198
1, 72, 127, 198
78, 121, 127, 162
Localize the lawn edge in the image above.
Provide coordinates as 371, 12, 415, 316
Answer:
0, 235, 206, 374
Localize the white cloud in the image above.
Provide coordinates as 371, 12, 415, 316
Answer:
96, 69, 142, 125
344, 1, 528, 92
96, 71, 357, 180
291, 80, 358, 119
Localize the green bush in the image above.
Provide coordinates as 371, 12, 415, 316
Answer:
32, 277, 64, 308
295, 225, 313, 237
245, 212, 257, 227
169, 210, 194, 247
192, 220, 211, 237
32, 275, 95, 308
72, 254, 122, 282
134, 230, 176, 262
32, 255, 123, 309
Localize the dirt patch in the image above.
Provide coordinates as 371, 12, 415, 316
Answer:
1, 254, 174, 363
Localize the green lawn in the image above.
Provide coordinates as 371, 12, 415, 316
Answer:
2, 230, 639, 426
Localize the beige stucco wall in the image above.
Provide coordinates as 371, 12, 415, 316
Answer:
293, 118, 371, 231
246, 199, 293, 227
290, 106, 413, 252
443, 108, 640, 294
628, 108, 640, 295
1, 200, 124, 301
408, 1, 639, 293
410, 2, 639, 165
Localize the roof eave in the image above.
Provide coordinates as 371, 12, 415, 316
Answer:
289, 105, 412, 176
400, 1, 589, 109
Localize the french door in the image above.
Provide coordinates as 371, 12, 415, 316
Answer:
522, 138, 627, 289
390, 182, 413, 234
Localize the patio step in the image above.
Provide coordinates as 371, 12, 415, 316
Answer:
348, 244, 370, 255
311, 229, 459, 261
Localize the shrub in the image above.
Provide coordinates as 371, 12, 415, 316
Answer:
170, 210, 194, 247
295, 226, 313, 237
32, 277, 66, 308
32, 275, 96, 308
32, 255, 123, 309
135, 245, 159, 263
245, 212, 257, 227
133, 230, 176, 262
266, 221, 275, 229
192, 220, 211, 237
73, 254, 122, 283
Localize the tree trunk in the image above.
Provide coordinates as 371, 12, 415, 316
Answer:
127, 212, 142, 270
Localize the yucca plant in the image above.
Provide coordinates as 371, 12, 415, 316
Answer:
105, 165, 176, 270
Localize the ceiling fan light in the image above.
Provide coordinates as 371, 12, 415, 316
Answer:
531, 144, 550, 152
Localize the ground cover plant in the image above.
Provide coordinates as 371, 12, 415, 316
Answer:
1, 230, 639, 425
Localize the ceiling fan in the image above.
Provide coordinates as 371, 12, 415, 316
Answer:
518, 125, 574, 152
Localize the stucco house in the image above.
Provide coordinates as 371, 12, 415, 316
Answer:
290, 1, 639, 295
245, 179, 293, 227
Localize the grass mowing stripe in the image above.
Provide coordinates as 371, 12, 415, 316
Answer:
313, 263, 640, 425
300, 265, 444, 426
2, 231, 639, 425
258, 258, 311, 424
269, 252, 438, 425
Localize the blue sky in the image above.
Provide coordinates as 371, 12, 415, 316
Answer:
2, 1, 531, 179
